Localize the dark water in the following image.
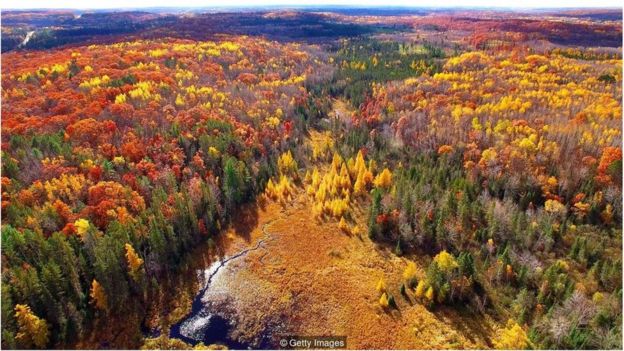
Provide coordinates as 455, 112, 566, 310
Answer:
167, 257, 251, 349
168, 238, 271, 349
169, 309, 251, 349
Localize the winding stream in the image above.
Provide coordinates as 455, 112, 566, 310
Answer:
20, 31, 35, 47
169, 222, 276, 348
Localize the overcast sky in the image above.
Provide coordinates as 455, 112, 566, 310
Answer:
3, 0, 622, 10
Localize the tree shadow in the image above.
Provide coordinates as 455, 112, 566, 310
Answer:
229, 201, 261, 243
401, 291, 415, 306
432, 305, 497, 347
381, 305, 403, 321
209, 200, 263, 261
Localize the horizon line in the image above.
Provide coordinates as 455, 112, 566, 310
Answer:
2, 4, 622, 10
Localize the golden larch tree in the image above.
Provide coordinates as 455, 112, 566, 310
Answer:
373, 168, 393, 189
14, 304, 49, 348
90, 279, 108, 311
494, 320, 530, 350
125, 243, 144, 280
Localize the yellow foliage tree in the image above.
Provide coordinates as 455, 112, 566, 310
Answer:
433, 250, 458, 272
265, 175, 294, 204
278, 150, 298, 176
265, 179, 276, 199
175, 94, 186, 106
311, 168, 321, 187
592, 291, 604, 303
338, 217, 349, 234
125, 243, 144, 280
376, 278, 386, 293
425, 286, 435, 302
353, 163, 373, 196
494, 320, 530, 350
354, 150, 366, 172
14, 304, 49, 348
544, 199, 566, 216
329, 198, 348, 218
208, 146, 220, 158
379, 292, 390, 308
331, 152, 343, 172
415, 280, 427, 298
74, 218, 91, 237
373, 168, 392, 189
312, 202, 324, 219
339, 163, 350, 179
353, 176, 366, 196
90, 279, 108, 311
403, 261, 418, 283
275, 175, 294, 203
372, 56, 379, 67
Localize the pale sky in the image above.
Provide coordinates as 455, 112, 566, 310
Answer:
2, 0, 622, 10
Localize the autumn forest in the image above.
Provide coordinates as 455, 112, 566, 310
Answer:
0, 6, 622, 350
